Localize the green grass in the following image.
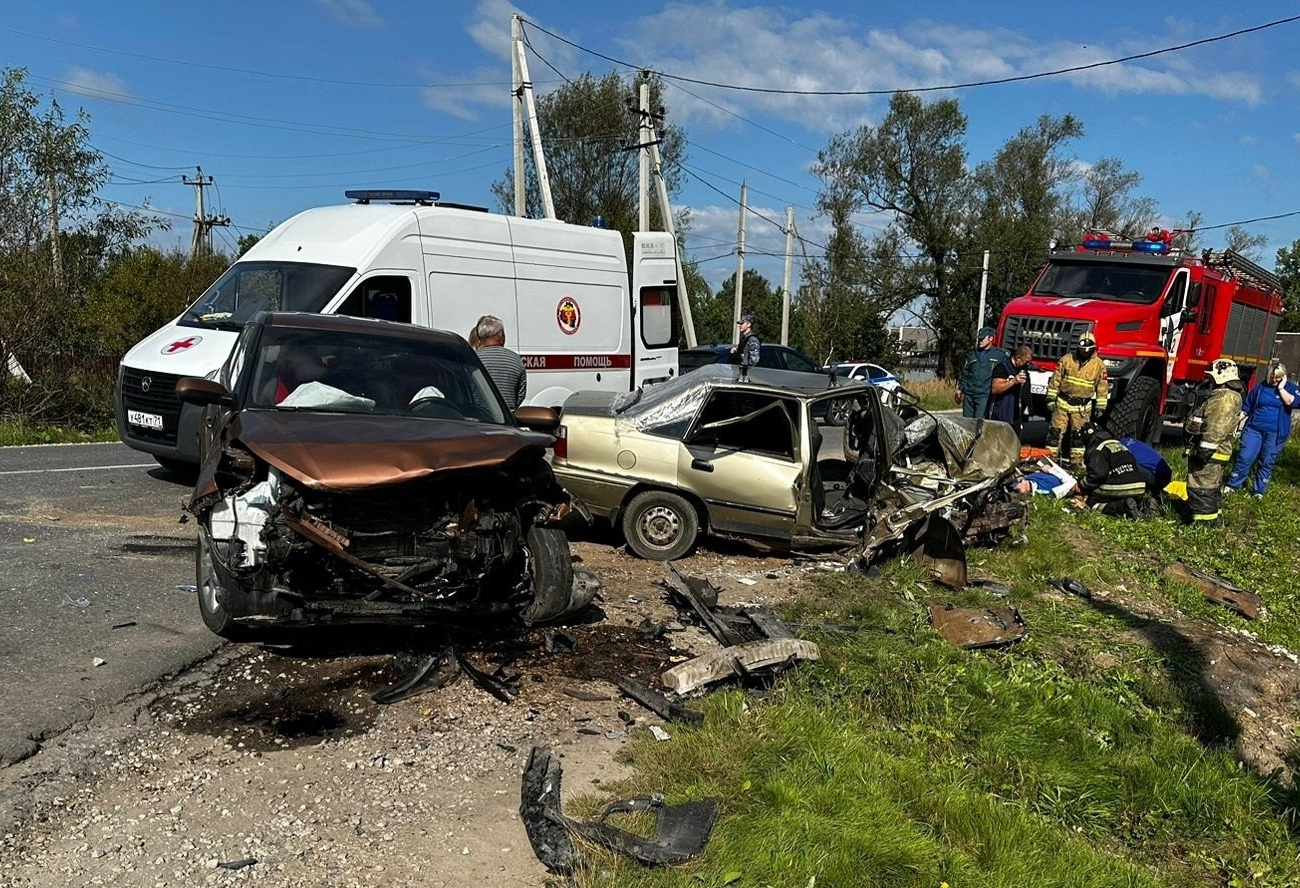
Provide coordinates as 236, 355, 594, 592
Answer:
0, 418, 119, 446
573, 442, 1300, 887
901, 377, 958, 412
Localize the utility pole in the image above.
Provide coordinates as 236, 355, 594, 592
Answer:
976, 249, 990, 337
183, 167, 230, 258
511, 23, 554, 220
510, 14, 526, 217
646, 118, 697, 346
638, 82, 650, 233
46, 168, 62, 291
780, 206, 794, 346
732, 182, 747, 345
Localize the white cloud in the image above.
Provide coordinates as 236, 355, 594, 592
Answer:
1240, 135, 1256, 147
1288, 71, 1300, 91
419, 66, 509, 120
63, 67, 131, 99
315, 0, 382, 29
1252, 164, 1271, 182
57, 13, 77, 28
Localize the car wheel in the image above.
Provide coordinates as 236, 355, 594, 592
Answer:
621, 490, 699, 561
824, 397, 851, 427
196, 529, 257, 641
520, 525, 575, 625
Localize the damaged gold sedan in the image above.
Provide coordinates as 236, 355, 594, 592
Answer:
177, 312, 590, 640
552, 365, 1026, 573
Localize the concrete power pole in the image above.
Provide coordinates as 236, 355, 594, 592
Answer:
646, 119, 697, 346
731, 182, 747, 345
510, 14, 526, 217
638, 82, 650, 233
780, 206, 794, 346
183, 167, 230, 258
976, 249, 990, 336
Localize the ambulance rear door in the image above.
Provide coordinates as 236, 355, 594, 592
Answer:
632, 232, 680, 388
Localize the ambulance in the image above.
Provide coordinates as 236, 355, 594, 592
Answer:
115, 190, 682, 469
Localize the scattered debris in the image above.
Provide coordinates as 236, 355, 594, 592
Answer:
449, 649, 517, 704
62, 594, 91, 609
908, 516, 968, 588
636, 618, 669, 641
1166, 561, 1263, 620
216, 858, 258, 871
110, 621, 137, 631
1049, 577, 1092, 599
372, 649, 458, 705
929, 604, 1028, 649
617, 710, 634, 726
603, 730, 626, 741
520, 747, 718, 873
661, 638, 820, 694
41, 514, 60, 521
543, 630, 577, 654
648, 725, 671, 742
736, 577, 758, 586
970, 578, 1010, 597
617, 676, 704, 726
663, 564, 794, 647
92, 657, 106, 667
562, 687, 611, 703
175, 584, 197, 594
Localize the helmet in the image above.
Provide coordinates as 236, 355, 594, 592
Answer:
1077, 421, 1103, 446
1077, 331, 1097, 350
1206, 358, 1238, 385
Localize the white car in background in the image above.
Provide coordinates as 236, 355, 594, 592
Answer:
821, 362, 906, 424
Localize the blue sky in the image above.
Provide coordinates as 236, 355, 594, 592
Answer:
4, 1, 1299, 296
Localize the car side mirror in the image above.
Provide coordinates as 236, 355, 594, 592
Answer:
175, 377, 233, 407
515, 405, 561, 432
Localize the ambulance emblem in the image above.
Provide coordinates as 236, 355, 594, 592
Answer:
556, 297, 581, 335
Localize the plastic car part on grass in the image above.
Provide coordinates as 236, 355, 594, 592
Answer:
660, 637, 821, 694
929, 604, 1028, 649
1166, 561, 1263, 619
520, 747, 719, 873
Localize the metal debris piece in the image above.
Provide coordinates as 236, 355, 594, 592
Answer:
543, 630, 577, 654
617, 676, 704, 726
175, 584, 197, 594
452, 649, 516, 703
648, 725, 671, 742
216, 858, 257, 871
637, 618, 668, 641
1049, 577, 1092, 599
562, 687, 611, 702
661, 638, 820, 695
604, 730, 626, 740
520, 747, 718, 874
929, 604, 1027, 649
372, 649, 458, 705
62, 594, 91, 609
663, 565, 795, 646
909, 516, 968, 588
970, 579, 1010, 597
111, 621, 137, 631
1166, 561, 1262, 619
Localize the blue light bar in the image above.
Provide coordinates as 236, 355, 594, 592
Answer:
345, 189, 440, 204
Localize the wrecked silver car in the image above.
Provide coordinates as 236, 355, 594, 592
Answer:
552, 365, 1025, 568
177, 312, 588, 640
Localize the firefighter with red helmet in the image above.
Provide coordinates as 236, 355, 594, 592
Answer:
1046, 331, 1109, 465
1183, 358, 1244, 524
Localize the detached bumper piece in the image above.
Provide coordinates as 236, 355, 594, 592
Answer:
930, 604, 1028, 650
1166, 560, 1263, 620
520, 747, 718, 874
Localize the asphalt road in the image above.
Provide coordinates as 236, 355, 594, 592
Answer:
0, 443, 221, 767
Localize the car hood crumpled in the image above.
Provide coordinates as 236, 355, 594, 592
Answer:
231, 411, 554, 491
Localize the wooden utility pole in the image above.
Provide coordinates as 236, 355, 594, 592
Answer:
781, 206, 794, 346
731, 182, 747, 345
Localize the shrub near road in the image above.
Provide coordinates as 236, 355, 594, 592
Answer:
579, 445, 1300, 887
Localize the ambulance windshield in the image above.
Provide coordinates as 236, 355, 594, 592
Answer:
180, 261, 356, 330
1033, 261, 1170, 305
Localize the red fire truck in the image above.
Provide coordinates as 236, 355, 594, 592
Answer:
996, 230, 1284, 443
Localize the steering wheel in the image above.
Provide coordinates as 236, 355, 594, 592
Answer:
409, 396, 462, 420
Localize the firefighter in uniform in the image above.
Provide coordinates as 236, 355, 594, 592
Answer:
1073, 422, 1153, 517
1183, 358, 1244, 524
1046, 331, 1109, 465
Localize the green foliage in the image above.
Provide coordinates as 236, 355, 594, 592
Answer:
1274, 239, 1300, 334
691, 269, 781, 348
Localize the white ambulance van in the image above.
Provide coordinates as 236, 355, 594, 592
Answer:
115, 190, 682, 469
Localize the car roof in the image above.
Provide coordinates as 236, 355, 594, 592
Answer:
686, 364, 867, 398
257, 311, 467, 349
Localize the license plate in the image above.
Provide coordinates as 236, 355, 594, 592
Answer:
1030, 382, 1047, 395
1028, 370, 1050, 396
127, 410, 164, 430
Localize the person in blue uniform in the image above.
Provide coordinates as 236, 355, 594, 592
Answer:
1226, 362, 1299, 498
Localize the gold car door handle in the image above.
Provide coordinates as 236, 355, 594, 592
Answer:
690, 458, 714, 473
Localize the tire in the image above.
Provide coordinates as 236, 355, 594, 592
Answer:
520, 525, 575, 625
1107, 376, 1162, 444
621, 490, 699, 561
196, 530, 257, 641
823, 398, 851, 427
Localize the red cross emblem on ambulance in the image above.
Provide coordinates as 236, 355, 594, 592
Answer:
161, 335, 202, 355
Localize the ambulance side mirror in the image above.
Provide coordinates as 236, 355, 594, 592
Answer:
176, 377, 234, 407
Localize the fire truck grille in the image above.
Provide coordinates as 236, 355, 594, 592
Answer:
1002, 316, 1093, 362
120, 368, 184, 446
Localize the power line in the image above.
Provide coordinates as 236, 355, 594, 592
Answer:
94, 125, 512, 161
521, 15, 1300, 96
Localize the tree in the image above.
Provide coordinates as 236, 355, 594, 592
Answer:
1070, 156, 1157, 237
691, 269, 780, 347
490, 71, 686, 255
1275, 239, 1300, 333
814, 92, 972, 375
967, 114, 1084, 325
1224, 225, 1267, 261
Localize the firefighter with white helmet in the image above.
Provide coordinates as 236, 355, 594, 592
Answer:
1046, 331, 1109, 465
1182, 358, 1244, 524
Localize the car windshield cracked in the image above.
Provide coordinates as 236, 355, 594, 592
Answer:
552, 364, 1028, 569
178, 312, 593, 640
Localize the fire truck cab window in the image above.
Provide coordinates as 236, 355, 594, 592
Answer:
1035, 263, 1167, 305
1160, 273, 1188, 318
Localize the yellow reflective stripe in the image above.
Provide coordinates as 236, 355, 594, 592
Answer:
1099, 482, 1147, 497
1064, 376, 1096, 387
1095, 400, 1108, 410
1192, 512, 1220, 521
1212, 452, 1231, 462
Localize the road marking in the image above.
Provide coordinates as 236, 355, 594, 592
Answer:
0, 463, 155, 476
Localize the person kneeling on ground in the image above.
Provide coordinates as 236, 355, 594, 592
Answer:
1071, 422, 1154, 517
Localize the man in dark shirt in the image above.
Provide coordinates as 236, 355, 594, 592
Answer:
1072, 422, 1153, 517
473, 314, 527, 412
732, 314, 761, 368
988, 345, 1034, 436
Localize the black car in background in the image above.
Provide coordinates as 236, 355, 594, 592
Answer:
678, 343, 822, 375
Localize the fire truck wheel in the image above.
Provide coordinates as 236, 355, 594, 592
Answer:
1108, 376, 1161, 444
